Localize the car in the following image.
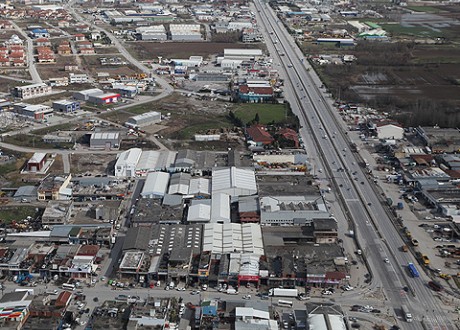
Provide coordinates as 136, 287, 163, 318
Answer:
384, 258, 389, 263
190, 290, 200, 295
242, 294, 251, 300
418, 223, 429, 228
321, 290, 333, 295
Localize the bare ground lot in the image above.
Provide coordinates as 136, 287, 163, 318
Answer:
36, 56, 81, 80
306, 42, 460, 127
81, 55, 139, 77
70, 153, 114, 175
126, 42, 264, 60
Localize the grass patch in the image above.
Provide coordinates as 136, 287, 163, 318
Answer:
233, 103, 288, 125
31, 123, 77, 135
0, 162, 17, 176
126, 104, 160, 115
0, 206, 38, 224
406, 6, 443, 13
380, 24, 442, 38
4, 134, 73, 150
174, 115, 232, 140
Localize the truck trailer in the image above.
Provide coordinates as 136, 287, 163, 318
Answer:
268, 288, 298, 297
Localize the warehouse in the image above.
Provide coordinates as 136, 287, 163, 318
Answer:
73, 88, 103, 101
211, 192, 231, 223
136, 25, 167, 40
141, 171, 170, 199
90, 132, 121, 149
14, 103, 53, 122
223, 48, 263, 61
135, 150, 177, 176
87, 92, 121, 105
188, 177, 211, 196
52, 100, 80, 113
212, 167, 257, 197
115, 148, 142, 177
187, 200, 211, 223
168, 172, 191, 195
26, 152, 47, 172
170, 24, 202, 41
125, 111, 161, 129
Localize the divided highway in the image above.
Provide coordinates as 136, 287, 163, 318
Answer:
254, 1, 455, 329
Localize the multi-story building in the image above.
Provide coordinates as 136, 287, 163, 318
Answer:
37, 174, 72, 201
13, 83, 52, 99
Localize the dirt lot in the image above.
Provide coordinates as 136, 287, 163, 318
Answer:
70, 153, 115, 175
81, 55, 140, 77
36, 55, 80, 80
126, 41, 264, 60
307, 41, 460, 127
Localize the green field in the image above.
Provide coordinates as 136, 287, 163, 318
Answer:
406, 6, 443, 13
233, 103, 288, 125
381, 24, 443, 38
0, 206, 38, 224
174, 115, 233, 140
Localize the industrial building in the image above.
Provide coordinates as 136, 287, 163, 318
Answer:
125, 111, 161, 129
73, 88, 103, 101
87, 92, 120, 105
13, 83, 52, 99
188, 177, 211, 196
168, 172, 191, 195
187, 200, 211, 223
212, 167, 257, 197
37, 174, 72, 201
223, 48, 263, 61
41, 201, 73, 226
136, 25, 167, 41
52, 99, 80, 113
135, 150, 177, 176
26, 152, 47, 172
13, 103, 53, 122
115, 148, 143, 177
89, 132, 121, 149
169, 24, 202, 41
211, 193, 231, 223
141, 171, 170, 199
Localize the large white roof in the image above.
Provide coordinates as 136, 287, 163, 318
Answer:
141, 171, 169, 198
212, 167, 257, 197
202, 223, 264, 255
187, 202, 211, 222
308, 314, 346, 330
235, 307, 269, 320
188, 177, 210, 195
211, 193, 230, 223
224, 48, 263, 56
116, 148, 142, 166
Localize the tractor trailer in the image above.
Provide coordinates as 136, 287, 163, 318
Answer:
268, 288, 298, 297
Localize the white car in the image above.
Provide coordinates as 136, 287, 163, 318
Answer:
242, 294, 251, 300
384, 258, 389, 263
321, 290, 333, 295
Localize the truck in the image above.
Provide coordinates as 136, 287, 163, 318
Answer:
268, 288, 298, 297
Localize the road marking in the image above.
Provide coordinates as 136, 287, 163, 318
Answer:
344, 198, 360, 202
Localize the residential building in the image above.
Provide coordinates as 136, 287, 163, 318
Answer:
13, 83, 52, 99
246, 125, 274, 146
69, 72, 88, 84
41, 200, 73, 226
37, 173, 72, 201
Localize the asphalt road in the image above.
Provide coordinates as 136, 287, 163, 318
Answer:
254, 1, 456, 329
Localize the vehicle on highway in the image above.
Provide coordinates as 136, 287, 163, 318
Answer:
407, 262, 420, 278
384, 258, 389, 263
321, 290, 332, 295
62, 283, 76, 291
402, 304, 413, 322
242, 294, 251, 300
428, 281, 443, 292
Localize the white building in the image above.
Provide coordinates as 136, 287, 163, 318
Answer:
13, 83, 52, 99
223, 48, 263, 61
73, 88, 103, 101
211, 192, 230, 224
212, 167, 257, 197
170, 24, 202, 41
114, 148, 142, 177
136, 25, 167, 41
135, 150, 177, 176
188, 177, 210, 196
141, 171, 170, 198
228, 21, 253, 31
69, 73, 89, 84
125, 111, 161, 129
377, 123, 404, 140
202, 223, 264, 256
187, 200, 211, 223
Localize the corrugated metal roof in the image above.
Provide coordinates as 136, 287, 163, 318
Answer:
141, 171, 169, 198
212, 167, 257, 197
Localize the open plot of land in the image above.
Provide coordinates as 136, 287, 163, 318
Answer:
126, 41, 264, 60
233, 103, 289, 125
36, 55, 80, 80
70, 153, 114, 175
81, 55, 139, 77
308, 40, 460, 127
0, 206, 39, 224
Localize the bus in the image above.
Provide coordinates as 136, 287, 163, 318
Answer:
278, 300, 293, 307
402, 305, 413, 322
62, 283, 76, 291
408, 263, 419, 278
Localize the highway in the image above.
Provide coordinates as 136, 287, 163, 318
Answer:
254, 1, 456, 329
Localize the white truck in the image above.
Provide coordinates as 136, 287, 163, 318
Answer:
268, 288, 298, 297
